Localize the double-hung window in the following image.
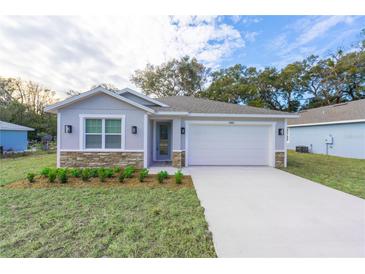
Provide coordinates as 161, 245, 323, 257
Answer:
84, 117, 123, 149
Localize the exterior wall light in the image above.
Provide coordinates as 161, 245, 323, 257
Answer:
181, 127, 185, 135
132, 126, 137, 134
278, 128, 284, 135
64, 125, 72, 133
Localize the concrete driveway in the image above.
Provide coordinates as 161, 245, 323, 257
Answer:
188, 166, 365, 257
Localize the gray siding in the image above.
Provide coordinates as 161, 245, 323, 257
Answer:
59, 93, 146, 150
288, 122, 365, 159
121, 92, 156, 106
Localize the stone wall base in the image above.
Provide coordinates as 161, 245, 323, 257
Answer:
172, 151, 185, 168
275, 151, 285, 168
60, 151, 143, 168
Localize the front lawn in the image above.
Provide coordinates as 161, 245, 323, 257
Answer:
0, 154, 216, 257
0, 153, 56, 186
0, 187, 215, 257
281, 150, 365, 199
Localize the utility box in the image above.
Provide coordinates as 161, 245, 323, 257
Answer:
296, 146, 309, 153
325, 135, 333, 144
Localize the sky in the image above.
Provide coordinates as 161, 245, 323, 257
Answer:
0, 15, 364, 98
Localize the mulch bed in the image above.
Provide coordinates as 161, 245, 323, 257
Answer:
4, 175, 194, 190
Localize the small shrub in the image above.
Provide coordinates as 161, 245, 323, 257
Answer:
157, 170, 168, 184
104, 168, 114, 178
118, 173, 125, 183
123, 165, 135, 178
26, 173, 35, 183
57, 168, 67, 174
48, 170, 57, 183
71, 168, 81, 178
113, 166, 121, 173
139, 168, 149, 182
175, 170, 183, 184
81, 168, 91, 181
58, 169, 68, 184
89, 168, 98, 178
40, 167, 51, 177
98, 168, 106, 182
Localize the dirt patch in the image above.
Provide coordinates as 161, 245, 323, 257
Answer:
5, 174, 194, 190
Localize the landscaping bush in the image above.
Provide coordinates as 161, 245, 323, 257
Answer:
26, 173, 35, 183
56, 168, 67, 173
70, 168, 81, 178
175, 170, 183, 184
81, 168, 91, 182
48, 170, 57, 183
123, 165, 135, 178
40, 167, 51, 177
58, 169, 68, 184
139, 168, 149, 182
98, 168, 107, 182
104, 168, 114, 178
89, 168, 98, 178
157, 170, 168, 184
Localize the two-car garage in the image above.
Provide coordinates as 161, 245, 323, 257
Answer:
186, 122, 274, 166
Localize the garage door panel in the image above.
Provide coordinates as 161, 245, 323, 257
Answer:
188, 124, 271, 166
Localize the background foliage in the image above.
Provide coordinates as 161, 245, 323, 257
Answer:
0, 78, 57, 139
131, 31, 365, 112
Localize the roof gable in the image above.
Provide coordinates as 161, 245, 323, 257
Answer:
119, 88, 168, 107
45, 86, 155, 113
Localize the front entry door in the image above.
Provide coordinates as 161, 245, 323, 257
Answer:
156, 122, 172, 161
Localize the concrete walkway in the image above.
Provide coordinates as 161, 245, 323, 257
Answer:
187, 166, 365, 257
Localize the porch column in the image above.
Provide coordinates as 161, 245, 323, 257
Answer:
172, 118, 181, 151
172, 119, 185, 168
143, 114, 148, 168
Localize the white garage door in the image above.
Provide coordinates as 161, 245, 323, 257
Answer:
188, 123, 272, 166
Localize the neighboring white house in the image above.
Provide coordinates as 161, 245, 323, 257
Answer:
288, 99, 365, 159
45, 86, 298, 169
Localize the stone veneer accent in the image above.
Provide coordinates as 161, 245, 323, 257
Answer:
172, 151, 185, 168
60, 151, 143, 168
275, 151, 285, 168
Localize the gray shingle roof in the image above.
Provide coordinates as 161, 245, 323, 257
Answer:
154, 96, 293, 115
0, 121, 34, 131
288, 99, 365, 125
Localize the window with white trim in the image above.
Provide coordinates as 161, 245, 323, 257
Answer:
84, 118, 122, 149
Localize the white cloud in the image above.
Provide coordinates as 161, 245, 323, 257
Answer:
230, 16, 262, 25
243, 31, 259, 42
0, 15, 244, 98
269, 16, 359, 66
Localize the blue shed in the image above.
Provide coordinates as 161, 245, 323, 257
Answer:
0, 121, 34, 152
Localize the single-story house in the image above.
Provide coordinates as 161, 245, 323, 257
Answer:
287, 99, 365, 159
0, 121, 34, 152
45, 86, 298, 168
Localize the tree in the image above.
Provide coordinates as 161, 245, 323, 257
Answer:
0, 77, 56, 115
277, 62, 306, 112
199, 64, 258, 104
130, 56, 209, 97
0, 77, 57, 138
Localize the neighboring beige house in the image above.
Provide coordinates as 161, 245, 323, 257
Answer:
45, 86, 297, 168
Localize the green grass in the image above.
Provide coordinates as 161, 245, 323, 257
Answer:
0, 188, 215, 257
0, 153, 215, 257
281, 150, 365, 199
0, 153, 56, 186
